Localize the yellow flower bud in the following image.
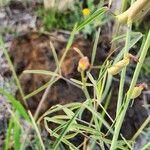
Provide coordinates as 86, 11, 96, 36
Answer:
82, 8, 90, 16
107, 53, 131, 75
130, 83, 147, 99
77, 56, 90, 72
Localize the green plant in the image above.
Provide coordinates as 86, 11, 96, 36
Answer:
1, 0, 150, 149
0, 0, 10, 6
37, 4, 81, 31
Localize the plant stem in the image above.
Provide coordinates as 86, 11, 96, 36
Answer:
132, 116, 150, 141
81, 71, 90, 100
0, 36, 28, 108
110, 30, 150, 150
116, 21, 132, 116
34, 24, 77, 120
28, 111, 45, 150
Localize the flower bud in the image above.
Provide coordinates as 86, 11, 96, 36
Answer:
130, 83, 147, 99
107, 53, 134, 75
77, 56, 90, 72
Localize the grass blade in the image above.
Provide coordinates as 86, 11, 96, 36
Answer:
76, 7, 107, 31
14, 116, 21, 150
0, 88, 30, 122
5, 116, 13, 150
23, 70, 59, 77
52, 109, 80, 150
0, 36, 27, 107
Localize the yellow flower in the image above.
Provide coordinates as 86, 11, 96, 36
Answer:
77, 56, 90, 72
82, 8, 90, 16
130, 83, 147, 99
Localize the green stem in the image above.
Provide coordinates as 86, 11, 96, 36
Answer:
121, 0, 127, 12
110, 0, 127, 53
33, 24, 77, 119
0, 36, 28, 107
141, 142, 150, 150
132, 116, 150, 141
110, 30, 150, 150
116, 21, 132, 116
28, 111, 45, 150
81, 71, 90, 100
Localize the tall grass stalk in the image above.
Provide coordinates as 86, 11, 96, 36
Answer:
116, 20, 132, 116
5, 116, 13, 150
34, 24, 77, 120
110, 30, 150, 150
141, 142, 150, 150
28, 111, 45, 150
81, 71, 90, 100
0, 36, 28, 107
132, 116, 150, 141
33, 7, 107, 119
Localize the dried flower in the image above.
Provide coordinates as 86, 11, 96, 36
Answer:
130, 83, 147, 99
107, 53, 136, 75
77, 56, 90, 72
82, 8, 90, 16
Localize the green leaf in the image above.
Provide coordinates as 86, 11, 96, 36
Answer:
0, 35, 25, 104
23, 70, 59, 77
5, 116, 13, 150
82, 103, 113, 134
44, 119, 78, 150
76, 7, 107, 31
28, 111, 45, 150
91, 27, 101, 65
0, 88, 30, 122
52, 109, 80, 150
111, 32, 143, 43
14, 116, 21, 150
50, 41, 60, 71
24, 76, 60, 100
70, 78, 93, 86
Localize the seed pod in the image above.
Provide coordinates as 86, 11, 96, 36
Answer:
77, 56, 90, 72
107, 53, 131, 75
130, 83, 147, 99
116, 0, 150, 23
82, 8, 90, 16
